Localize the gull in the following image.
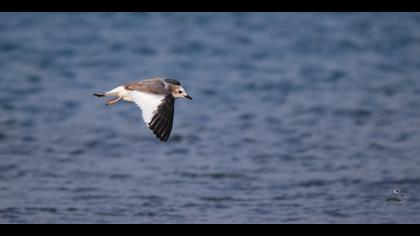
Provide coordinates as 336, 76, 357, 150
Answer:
93, 77, 192, 142
385, 189, 406, 205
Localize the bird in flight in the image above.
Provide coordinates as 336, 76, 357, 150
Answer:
93, 77, 192, 142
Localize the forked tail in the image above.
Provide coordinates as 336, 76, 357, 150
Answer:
93, 91, 122, 105
93, 93, 106, 97
93, 86, 125, 105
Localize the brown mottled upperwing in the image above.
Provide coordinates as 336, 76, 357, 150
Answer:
125, 78, 170, 95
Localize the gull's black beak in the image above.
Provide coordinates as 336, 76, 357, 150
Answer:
185, 95, 192, 100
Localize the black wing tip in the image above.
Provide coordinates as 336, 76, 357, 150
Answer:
148, 119, 170, 142
160, 136, 169, 142
164, 78, 181, 86
152, 123, 171, 142
150, 127, 170, 142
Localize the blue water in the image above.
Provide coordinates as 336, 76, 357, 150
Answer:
1, 13, 420, 224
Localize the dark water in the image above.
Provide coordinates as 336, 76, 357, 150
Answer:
1, 13, 420, 224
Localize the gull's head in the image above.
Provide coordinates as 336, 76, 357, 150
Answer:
165, 79, 192, 100
173, 85, 192, 100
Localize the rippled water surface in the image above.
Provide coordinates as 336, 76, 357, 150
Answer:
1, 13, 420, 223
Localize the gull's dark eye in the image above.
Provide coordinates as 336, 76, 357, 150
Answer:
179, 91, 183, 94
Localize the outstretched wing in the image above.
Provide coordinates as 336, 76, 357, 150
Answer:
130, 91, 175, 142
148, 95, 175, 142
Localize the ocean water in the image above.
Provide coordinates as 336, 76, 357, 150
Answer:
1, 13, 420, 224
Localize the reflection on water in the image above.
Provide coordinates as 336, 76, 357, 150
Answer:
1, 13, 420, 223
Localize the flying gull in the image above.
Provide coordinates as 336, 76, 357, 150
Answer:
93, 77, 192, 142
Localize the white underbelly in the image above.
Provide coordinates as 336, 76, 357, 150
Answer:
107, 86, 134, 102
119, 89, 134, 102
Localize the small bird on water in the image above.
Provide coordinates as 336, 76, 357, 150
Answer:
385, 189, 406, 205
93, 77, 192, 142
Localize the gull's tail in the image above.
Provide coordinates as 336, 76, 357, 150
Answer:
93, 87, 125, 105
93, 93, 106, 97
